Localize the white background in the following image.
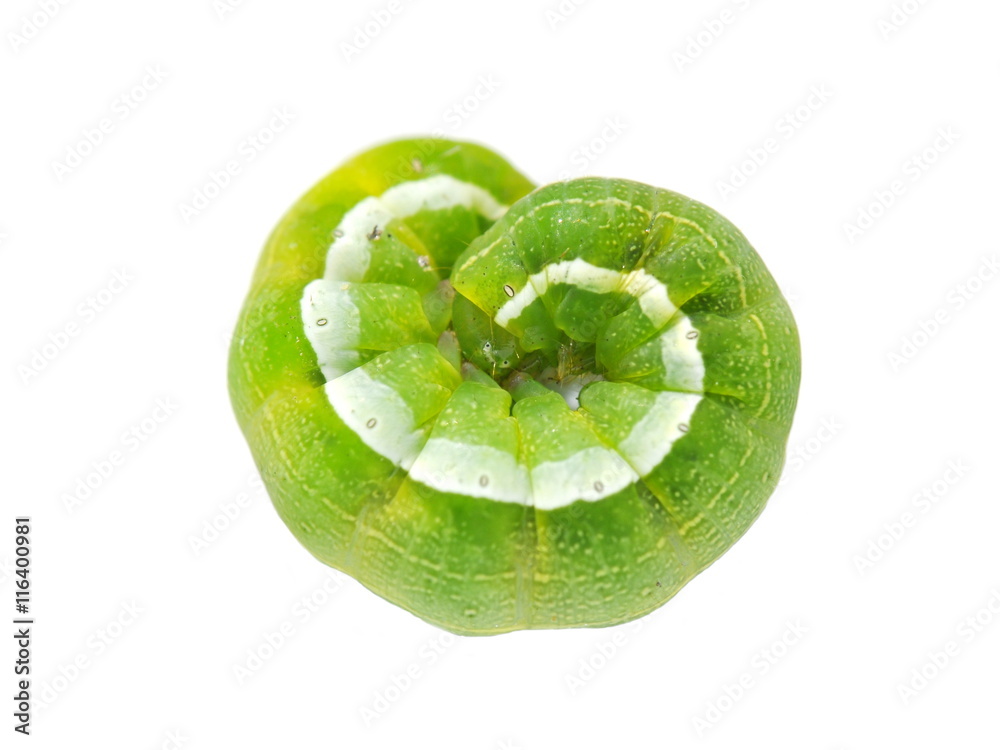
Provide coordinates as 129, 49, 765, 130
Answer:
3, 0, 999, 747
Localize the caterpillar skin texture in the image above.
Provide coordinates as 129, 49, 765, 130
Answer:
228, 137, 801, 636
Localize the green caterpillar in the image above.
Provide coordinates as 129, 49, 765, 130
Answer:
228, 137, 800, 636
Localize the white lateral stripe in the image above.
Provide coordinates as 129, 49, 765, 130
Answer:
625, 274, 676, 329
301, 279, 362, 380
324, 175, 507, 283
408, 441, 639, 509
325, 368, 425, 470
530, 446, 639, 510
320, 350, 362, 382
379, 174, 507, 221
618, 392, 702, 476
307, 174, 509, 383
365, 431, 645, 509
495, 283, 539, 327
408, 438, 531, 504
659, 316, 706, 392
495, 258, 678, 329
324, 198, 392, 282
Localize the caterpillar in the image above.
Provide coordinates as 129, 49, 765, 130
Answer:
228, 137, 800, 636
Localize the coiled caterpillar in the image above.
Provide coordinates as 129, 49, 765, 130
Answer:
229, 138, 800, 635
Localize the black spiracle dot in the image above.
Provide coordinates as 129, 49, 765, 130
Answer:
503, 284, 515, 297
366, 418, 377, 429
